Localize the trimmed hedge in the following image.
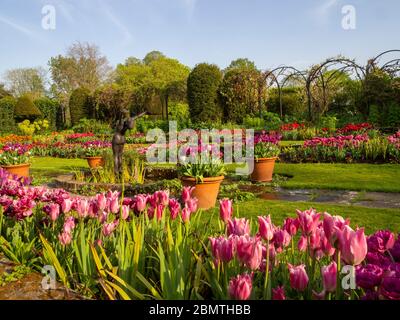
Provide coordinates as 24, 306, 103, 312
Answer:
14, 95, 42, 120
69, 87, 91, 126
34, 97, 60, 130
0, 96, 16, 133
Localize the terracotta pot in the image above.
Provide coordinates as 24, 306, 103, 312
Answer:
181, 176, 224, 210
250, 157, 277, 182
1, 163, 30, 177
86, 157, 105, 168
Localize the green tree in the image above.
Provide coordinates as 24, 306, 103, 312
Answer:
68, 87, 91, 126
143, 51, 165, 65
0, 83, 11, 99
225, 58, 257, 72
3, 67, 46, 97
0, 96, 16, 133
187, 63, 223, 122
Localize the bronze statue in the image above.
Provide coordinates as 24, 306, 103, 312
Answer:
112, 109, 146, 180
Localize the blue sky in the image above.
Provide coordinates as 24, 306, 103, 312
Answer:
0, 0, 399, 78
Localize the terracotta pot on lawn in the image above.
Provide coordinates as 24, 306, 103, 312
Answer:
181, 176, 224, 210
2, 163, 31, 177
250, 157, 277, 182
86, 156, 105, 168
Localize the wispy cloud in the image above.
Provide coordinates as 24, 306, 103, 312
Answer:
0, 14, 35, 37
180, 0, 197, 19
314, 0, 340, 24
97, 1, 133, 47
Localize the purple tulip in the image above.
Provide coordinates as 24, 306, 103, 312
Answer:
379, 270, 400, 300
356, 264, 384, 290
367, 230, 396, 253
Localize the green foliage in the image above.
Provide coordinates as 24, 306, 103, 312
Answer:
386, 102, 400, 127
318, 115, 337, 131
72, 118, 111, 134
178, 158, 226, 181
69, 87, 92, 126
0, 96, 16, 133
187, 63, 223, 122
368, 104, 381, 126
254, 142, 281, 159
168, 102, 189, 125
262, 112, 282, 131
0, 265, 31, 287
14, 95, 42, 121
219, 68, 265, 123
267, 87, 306, 117
34, 97, 59, 130
225, 58, 257, 72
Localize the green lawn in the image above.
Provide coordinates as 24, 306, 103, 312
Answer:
31, 157, 87, 177
206, 199, 400, 234
274, 163, 400, 192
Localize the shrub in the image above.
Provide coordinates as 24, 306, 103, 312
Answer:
34, 97, 59, 130
14, 95, 42, 121
72, 118, 111, 134
386, 102, 400, 128
168, 102, 189, 124
69, 87, 91, 126
0, 96, 16, 133
187, 63, 223, 122
368, 104, 381, 126
219, 68, 265, 123
18, 119, 49, 136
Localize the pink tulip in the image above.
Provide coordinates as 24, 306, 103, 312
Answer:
283, 217, 299, 236
273, 228, 291, 251
133, 194, 147, 213
236, 236, 263, 270
219, 199, 233, 223
323, 212, 350, 245
321, 261, 337, 293
182, 186, 194, 203
337, 225, 368, 265
296, 209, 321, 235
156, 190, 169, 206
121, 205, 130, 220
95, 193, 107, 212
288, 264, 309, 292
168, 199, 181, 220
63, 216, 75, 233
186, 198, 198, 213
44, 203, 60, 221
298, 236, 308, 252
102, 220, 119, 236
209, 236, 235, 263
227, 218, 250, 237
76, 199, 90, 218
147, 207, 155, 220
61, 198, 73, 213
109, 197, 120, 214
228, 273, 252, 300
156, 204, 164, 221
272, 286, 286, 300
58, 232, 72, 246
181, 207, 191, 223
258, 215, 274, 241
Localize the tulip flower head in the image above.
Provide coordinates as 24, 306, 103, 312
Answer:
228, 273, 253, 300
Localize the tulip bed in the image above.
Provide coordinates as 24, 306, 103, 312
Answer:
1, 168, 399, 300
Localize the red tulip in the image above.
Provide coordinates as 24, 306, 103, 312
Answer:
258, 215, 274, 241
228, 273, 252, 300
288, 264, 309, 292
321, 261, 337, 293
219, 199, 233, 223
337, 225, 367, 265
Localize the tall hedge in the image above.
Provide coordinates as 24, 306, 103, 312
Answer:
187, 63, 223, 122
14, 95, 42, 120
69, 87, 91, 126
34, 97, 60, 130
0, 96, 16, 133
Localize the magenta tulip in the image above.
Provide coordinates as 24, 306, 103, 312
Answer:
76, 199, 90, 218
367, 230, 395, 253
121, 205, 130, 220
288, 264, 309, 292
219, 199, 233, 223
321, 261, 337, 293
273, 228, 291, 251
227, 218, 250, 237
58, 232, 72, 246
337, 225, 368, 265
133, 194, 147, 213
228, 273, 252, 300
283, 217, 299, 236
44, 203, 60, 221
209, 236, 235, 263
298, 236, 307, 252
258, 215, 274, 241
63, 216, 75, 234
168, 198, 181, 220
182, 186, 194, 203
102, 220, 119, 236
272, 286, 286, 300
323, 212, 350, 244
95, 193, 107, 212
356, 264, 383, 290
296, 209, 321, 235
181, 207, 191, 223
109, 197, 120, 214
61, 198, 73, 214
236, 236, 263, 270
